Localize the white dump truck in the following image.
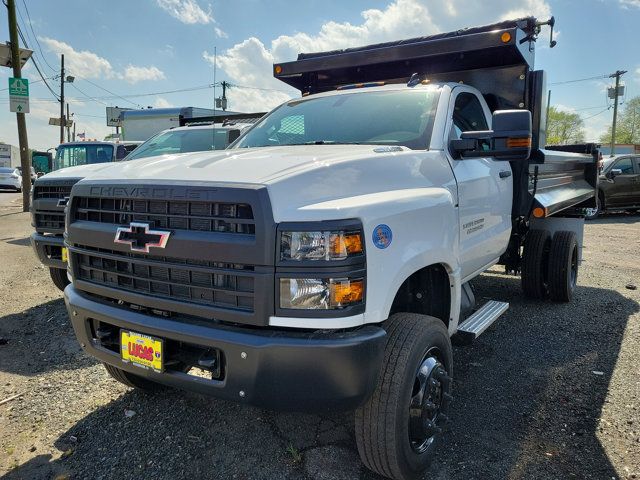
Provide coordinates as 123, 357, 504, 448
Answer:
62, 17, 597, 480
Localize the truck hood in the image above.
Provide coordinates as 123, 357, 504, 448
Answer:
37, 162, 118, 180
79, 146, 411, 184
75, 146, 456, 222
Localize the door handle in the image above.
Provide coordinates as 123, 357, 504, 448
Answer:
499, 170, 512, 179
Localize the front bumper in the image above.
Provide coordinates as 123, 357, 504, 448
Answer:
30, 232, 66, 269
65, 284, 386, 412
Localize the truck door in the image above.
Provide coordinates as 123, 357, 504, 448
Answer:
445, 88, 513, 280
606, 156, 638, 207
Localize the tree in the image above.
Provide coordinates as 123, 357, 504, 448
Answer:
546, 106, 585, 145
599, 96, 640, 145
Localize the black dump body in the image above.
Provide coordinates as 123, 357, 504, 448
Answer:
274, 17, 598, 217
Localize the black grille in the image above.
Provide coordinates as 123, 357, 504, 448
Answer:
73, 197, 255, 234
73, 247, 255, 311
35, 211, 65, 230
34, 185, 72, 199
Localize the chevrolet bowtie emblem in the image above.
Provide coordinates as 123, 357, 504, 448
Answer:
114, 222, 171, 253
57, 196, 70, 208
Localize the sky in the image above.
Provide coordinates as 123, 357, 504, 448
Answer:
0, 0, 639, 150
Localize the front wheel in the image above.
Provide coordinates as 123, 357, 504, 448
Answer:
49, 267, 70, 291
355, 313, 453, 480
103, 363, 164, 392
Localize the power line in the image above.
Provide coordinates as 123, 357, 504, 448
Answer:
230, 83, 293, 94
20, 0, 57, 72
76, 76, 143, 108
89, 83, 216, 100
582, 107, 611, 121
0, 75, 55, 92
548, 74, 609, 86
69, 82, 108, 106
15, 22, 60, 100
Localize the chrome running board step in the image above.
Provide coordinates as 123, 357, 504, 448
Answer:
455, 300, 509, 344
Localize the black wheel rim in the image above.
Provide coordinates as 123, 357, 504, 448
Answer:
408, 348, 451, 454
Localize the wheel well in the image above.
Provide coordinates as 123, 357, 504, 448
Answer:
389, 264, 451, 326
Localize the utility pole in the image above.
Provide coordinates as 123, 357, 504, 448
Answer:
221, 81, 228, 111
609, 70, 627, 157
59, 54, 65, 144
6, 0, 31, 211
66, 104, 71, 142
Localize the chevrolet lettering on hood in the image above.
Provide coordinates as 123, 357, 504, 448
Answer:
114, 222, 171, 253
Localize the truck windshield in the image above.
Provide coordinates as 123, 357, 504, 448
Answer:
54, 144, 114, 170
126, 128, 230, 161
233, 89, 441, 150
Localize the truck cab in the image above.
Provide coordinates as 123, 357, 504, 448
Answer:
61, 17, 597, 480
53, 140, 140, 171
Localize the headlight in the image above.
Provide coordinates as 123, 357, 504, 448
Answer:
280, 230, 363, 261
280, 277, 364, 309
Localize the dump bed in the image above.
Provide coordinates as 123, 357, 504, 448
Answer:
273, 16, 598, 218
526, 147, 598, 217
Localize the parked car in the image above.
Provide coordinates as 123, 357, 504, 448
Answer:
585, 154, 640, 219
16, 165, 37, 184
0, 167, 22, 191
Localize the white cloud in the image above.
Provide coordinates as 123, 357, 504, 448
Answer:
206, 0, 552, 112
40, 37, 166, 85
39, 36, 114, 79
215, 27, 228, 39
153, 97, 174, 108
553, 104, 576, 113
619, 0, 640, 8
123, 65, 166, 84
156, 0, 213, 24
203, 39, 295, 113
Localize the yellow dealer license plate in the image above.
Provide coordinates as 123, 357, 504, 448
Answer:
61, 247, 68, 263
121, 331, 163, 372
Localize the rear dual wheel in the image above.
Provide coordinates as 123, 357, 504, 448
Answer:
521, 229, 578, 302
355, 313, 453, 480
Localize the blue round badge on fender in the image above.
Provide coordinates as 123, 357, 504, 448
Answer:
372, 224, 392, 249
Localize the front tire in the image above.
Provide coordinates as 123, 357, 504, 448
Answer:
355, 313, 453, 480
49, 267, 70, 292
103, 363, 164, 391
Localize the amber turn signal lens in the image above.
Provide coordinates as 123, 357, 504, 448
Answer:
501, 32, 512, 43
330, 232, 363, 257
507, 137, 531, 148
532, 207, 546, 218
330, 279, 364, 306
274, 65, 282, 74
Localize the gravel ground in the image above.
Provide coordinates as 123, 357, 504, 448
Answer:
0, 190, 639, 480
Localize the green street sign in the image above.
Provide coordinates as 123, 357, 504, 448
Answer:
8, 77, 30, 113
9, 77, 29, 96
